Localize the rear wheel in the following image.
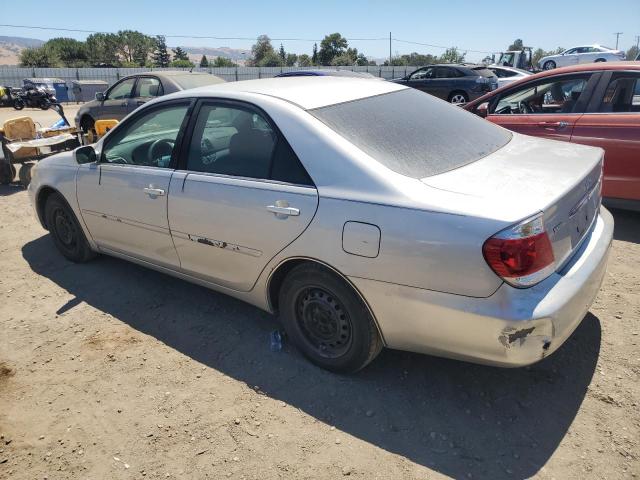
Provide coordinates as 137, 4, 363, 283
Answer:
448, 91, 469, 104
278, 263, 383, 373
13, 98, 24, 110
543, 60, 556, 70
594, 58, 606, 62
44, 192, 96, 263
18, 162, 33, 187
80, 116, 97, 142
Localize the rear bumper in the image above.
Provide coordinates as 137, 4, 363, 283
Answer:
350, 207, 613, 367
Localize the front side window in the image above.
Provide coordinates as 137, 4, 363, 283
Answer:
107, 78, 136, 100
186, 103, 312, 185
310, 88, 512, 179
102, 103, 189, 167
493, 74, 591, 115
135, 77, 163, 98
598, 73, 640, 112
410, 68, 433, 80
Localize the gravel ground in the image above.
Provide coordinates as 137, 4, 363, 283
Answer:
0, 114, 639, 478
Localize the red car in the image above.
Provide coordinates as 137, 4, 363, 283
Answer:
466, 62, 640, 210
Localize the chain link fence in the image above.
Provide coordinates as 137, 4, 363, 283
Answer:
0, 65, 420, 101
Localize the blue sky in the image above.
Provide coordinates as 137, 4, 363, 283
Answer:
3, 0, 639, 61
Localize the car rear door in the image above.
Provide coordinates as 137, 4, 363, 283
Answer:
167, 99, 318, 291
77, 100, 192, 267
571, 70, 640, 201
485, 72, 599, 141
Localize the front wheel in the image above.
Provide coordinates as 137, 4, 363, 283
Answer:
543, 60, 556, 70
278, 263, 383, 373
39, 99, 51, 110
44, 193, 96, 263
594, 58, 606, 63
13, 98, 24, 110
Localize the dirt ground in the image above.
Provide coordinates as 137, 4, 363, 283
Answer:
0, 105, 639, 479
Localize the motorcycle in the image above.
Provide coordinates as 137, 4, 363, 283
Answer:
13, 85, 57, 110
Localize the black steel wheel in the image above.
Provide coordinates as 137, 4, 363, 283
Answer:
279, 263, 382, 373
44, 192, 96, 263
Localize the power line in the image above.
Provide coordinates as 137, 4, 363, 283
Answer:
0, 23, 494, 54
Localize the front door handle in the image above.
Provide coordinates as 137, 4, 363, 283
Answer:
266, 203, 300, 217
143, 187, 165, 197
537, 121, 569, 130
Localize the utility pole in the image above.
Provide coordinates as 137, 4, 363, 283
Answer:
635, 35, 640, 49
389, 32, 392, 65
614, 32, 623, 49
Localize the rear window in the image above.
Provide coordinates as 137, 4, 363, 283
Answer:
309, 88, 511, 178
471, 67, 497, 78
172, 74, 225, 90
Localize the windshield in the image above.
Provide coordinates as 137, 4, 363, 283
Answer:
497, 52, 515, 66
309, 88, 512, 178
172, 74, 225, 90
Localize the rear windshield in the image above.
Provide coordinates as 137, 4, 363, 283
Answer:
309, 88, 511, 178
172, 74, 224, 90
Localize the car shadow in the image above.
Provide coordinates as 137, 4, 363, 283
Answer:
610, 208, 640, 244
22, 235, 601, 479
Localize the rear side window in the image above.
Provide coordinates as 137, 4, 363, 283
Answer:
598, 73, 640, 112
472, 67, 497, 78
309, 88, 512, 178
135, 77, 163, 98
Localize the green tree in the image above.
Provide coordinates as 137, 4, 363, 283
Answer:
257, 50, 284, 67
318, 33, 348, 65
199, 55, 209, 67
152, 35, 171, 67
19, 46, 60, 67
311, 43, 318, 65
508, 39, 524, 51
383, 56, 408, 66
355, 53, 369, 66
170, 58, 194, 68
86, 33, 120, 66
44, 37, 88, 67
115, 30, 154, 66
213, 56, 237, 67
172, 46, 189, 61
279, 43, 286, 61
438, 47, 466, 63
298, 54, 312, 67
626, 45, 639, 60
249, 35, 275, 66
285, 53, 298, 66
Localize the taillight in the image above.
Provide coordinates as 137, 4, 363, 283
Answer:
482, 213, 555, 288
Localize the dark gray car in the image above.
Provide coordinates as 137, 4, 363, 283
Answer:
74, 71, 225, 132
391, 64, 498, 104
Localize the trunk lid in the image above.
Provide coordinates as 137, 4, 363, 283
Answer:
420, 133, 603, 271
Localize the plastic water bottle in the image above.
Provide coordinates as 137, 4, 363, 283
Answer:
270, 330, 283, 352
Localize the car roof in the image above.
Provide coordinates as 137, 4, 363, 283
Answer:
121, 70, 215, 79
170, 76, 407, 109
276, 69, 375, 78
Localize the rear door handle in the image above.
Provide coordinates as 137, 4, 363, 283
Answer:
266, 204, 300, 217
143, 187, 165, 197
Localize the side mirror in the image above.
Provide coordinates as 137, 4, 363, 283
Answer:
75, 145, 97, 164
95, 91, 105, 101
476, 102, 489, 118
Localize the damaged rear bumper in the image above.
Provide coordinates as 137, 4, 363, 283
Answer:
349, 207, 613, 367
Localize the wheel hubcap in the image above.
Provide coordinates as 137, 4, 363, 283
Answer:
296, 287, 352, 358
451, 95, 466, 104
54, 208, 76, 248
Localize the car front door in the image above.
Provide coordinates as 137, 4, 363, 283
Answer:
167, 100, 318, 291
558, 48, 579, 67
406, 67, 435, 94
76, 100, 191, 267
485, 72, 598, 141
572, 71, 640, 201
98, 77, 137, 121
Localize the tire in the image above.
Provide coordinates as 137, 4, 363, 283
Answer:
543, 60, 556, 70
448, 91, 469, 104
44, 192, 96, 263
18, 162, 33, 187
594, 58, 606, 63
39, 99, 50, 110
13, 98, 24, 110
0, 158, 16, 185
80, 116, 96, 141
278, 263, 383, 373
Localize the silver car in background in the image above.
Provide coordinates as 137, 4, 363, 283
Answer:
29, 77, 613, 372
488, 66, 532, 87
539, 45, 625, 70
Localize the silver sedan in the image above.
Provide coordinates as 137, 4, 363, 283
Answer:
28, 77, 613, 372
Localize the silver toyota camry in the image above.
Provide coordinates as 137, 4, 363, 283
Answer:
28, 77, 613, 372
